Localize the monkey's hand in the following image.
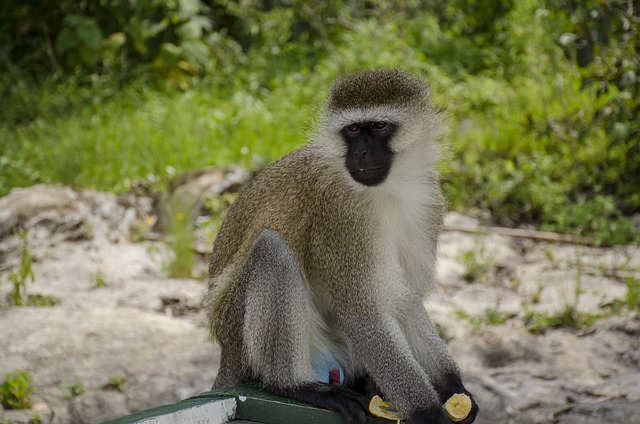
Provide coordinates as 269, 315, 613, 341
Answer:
402, 393, 478, 424
405, 405, 453, 424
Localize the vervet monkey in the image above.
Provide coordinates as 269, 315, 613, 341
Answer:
204, 69, 478, 424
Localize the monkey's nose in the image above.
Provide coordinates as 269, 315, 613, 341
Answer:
354, 149, 368, 160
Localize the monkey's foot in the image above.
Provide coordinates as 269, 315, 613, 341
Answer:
267, 383, 369, 424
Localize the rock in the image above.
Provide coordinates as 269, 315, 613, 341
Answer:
67, 391, 129, 423
0, 186, 86, 269
0, 186, 153, 270
0, 185, 81, 238
595, 372, 640, 402
554, 400, 640, 424
474, 327, 543, 368
2, 186, 640, 424
156, 167, 252, 232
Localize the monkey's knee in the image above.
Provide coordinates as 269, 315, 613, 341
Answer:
242, 229, 314, 385
244, 229, 300, 282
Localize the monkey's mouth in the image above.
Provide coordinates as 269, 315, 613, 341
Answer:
356, 167, 384, 173
350, 166, 390, 186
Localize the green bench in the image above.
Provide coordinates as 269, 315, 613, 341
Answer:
105, 384, 391, 424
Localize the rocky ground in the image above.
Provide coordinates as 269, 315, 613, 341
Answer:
0, 176, 638, 424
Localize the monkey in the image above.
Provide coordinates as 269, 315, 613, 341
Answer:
203, 69, 478, 424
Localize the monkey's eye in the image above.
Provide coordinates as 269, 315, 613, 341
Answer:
372, 122, 387, 130
347, 124, 361, 133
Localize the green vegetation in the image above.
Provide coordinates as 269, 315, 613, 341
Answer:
524, 274, 640, 333
458, 245, 492, 284
0, 371, 36, 410
623, 277, 640, 312
604, 276, 640, 314
4, 230, 60, 307
1, 0, 638, 245
92, 270, 107, 288
28, 413, 43, 424
523, 309, 604, 334
104, 376, 127, 392
6, 230, 35, 306
166, 209, 196, 278
457, 300, 512, 332
61, 379, 85, 400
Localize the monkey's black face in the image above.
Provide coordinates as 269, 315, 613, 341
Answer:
342, 121, 396, 186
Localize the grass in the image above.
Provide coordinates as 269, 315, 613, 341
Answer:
0, 78, 313, 197
104, 376, 127, 392
624, 277, 640, 312
4, 230, 60, 307
523, 308, 604, 334
6, 230, 35, 306
0, 371, 35, 410
458, 247, 492, 284
61, 379, 85, 400
457, 300, 511, 332
603, 276, 640, 314
165, 209, 196, 278
92, 270, 107, 288
0, 0, 637, 245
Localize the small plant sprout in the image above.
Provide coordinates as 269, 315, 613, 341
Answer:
530, 284, 544, 304
458, 247, 492, 283
28, 413, 43, 424
93, 270, 107, 288
7, 230, 35, 306
624, 276, 640, 312
61, 379, 85, 400
166, 208, 195, 278
0, 371, 36, 410
456, 299, 510, 332
606, 276, 640, 314
104, 375, 127, 391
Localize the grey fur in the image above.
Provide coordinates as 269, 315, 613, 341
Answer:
204, 69, 471, 420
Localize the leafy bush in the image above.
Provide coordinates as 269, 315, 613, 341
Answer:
0, 371, 35, 410
0, 0, 637, 245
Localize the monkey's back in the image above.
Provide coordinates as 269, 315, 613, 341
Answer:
204, 146, 364, 344
207, 147, 345, 276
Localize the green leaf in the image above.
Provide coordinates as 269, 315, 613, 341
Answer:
176, 15, 212, 39
54, 28, 78, 55
156, 43, 182, 68
77, 24, 104, 50
181, 39, 210, 65
78, 45, 102, 67
64, 14, 91, 27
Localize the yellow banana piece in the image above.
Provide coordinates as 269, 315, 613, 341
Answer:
369, 395, 402, 421
443, 393, 472, 422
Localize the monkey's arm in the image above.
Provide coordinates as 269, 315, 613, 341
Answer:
401, 303, 479, 423
333, 306, 452, 424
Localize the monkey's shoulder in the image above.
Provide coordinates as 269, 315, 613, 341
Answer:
210, 148, 358, 271
239, 148, 353, 211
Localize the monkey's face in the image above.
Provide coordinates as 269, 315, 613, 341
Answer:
341, 121, 396, 186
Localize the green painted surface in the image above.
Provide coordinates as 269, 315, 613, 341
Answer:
106, 383, 393, 424
202, 384, 391, 424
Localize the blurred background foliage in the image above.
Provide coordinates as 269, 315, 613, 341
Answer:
0, 0, 638, 245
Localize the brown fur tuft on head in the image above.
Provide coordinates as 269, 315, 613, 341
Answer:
325, 69, 430, 113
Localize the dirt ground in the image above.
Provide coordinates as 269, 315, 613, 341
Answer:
0, 184, 638, 423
